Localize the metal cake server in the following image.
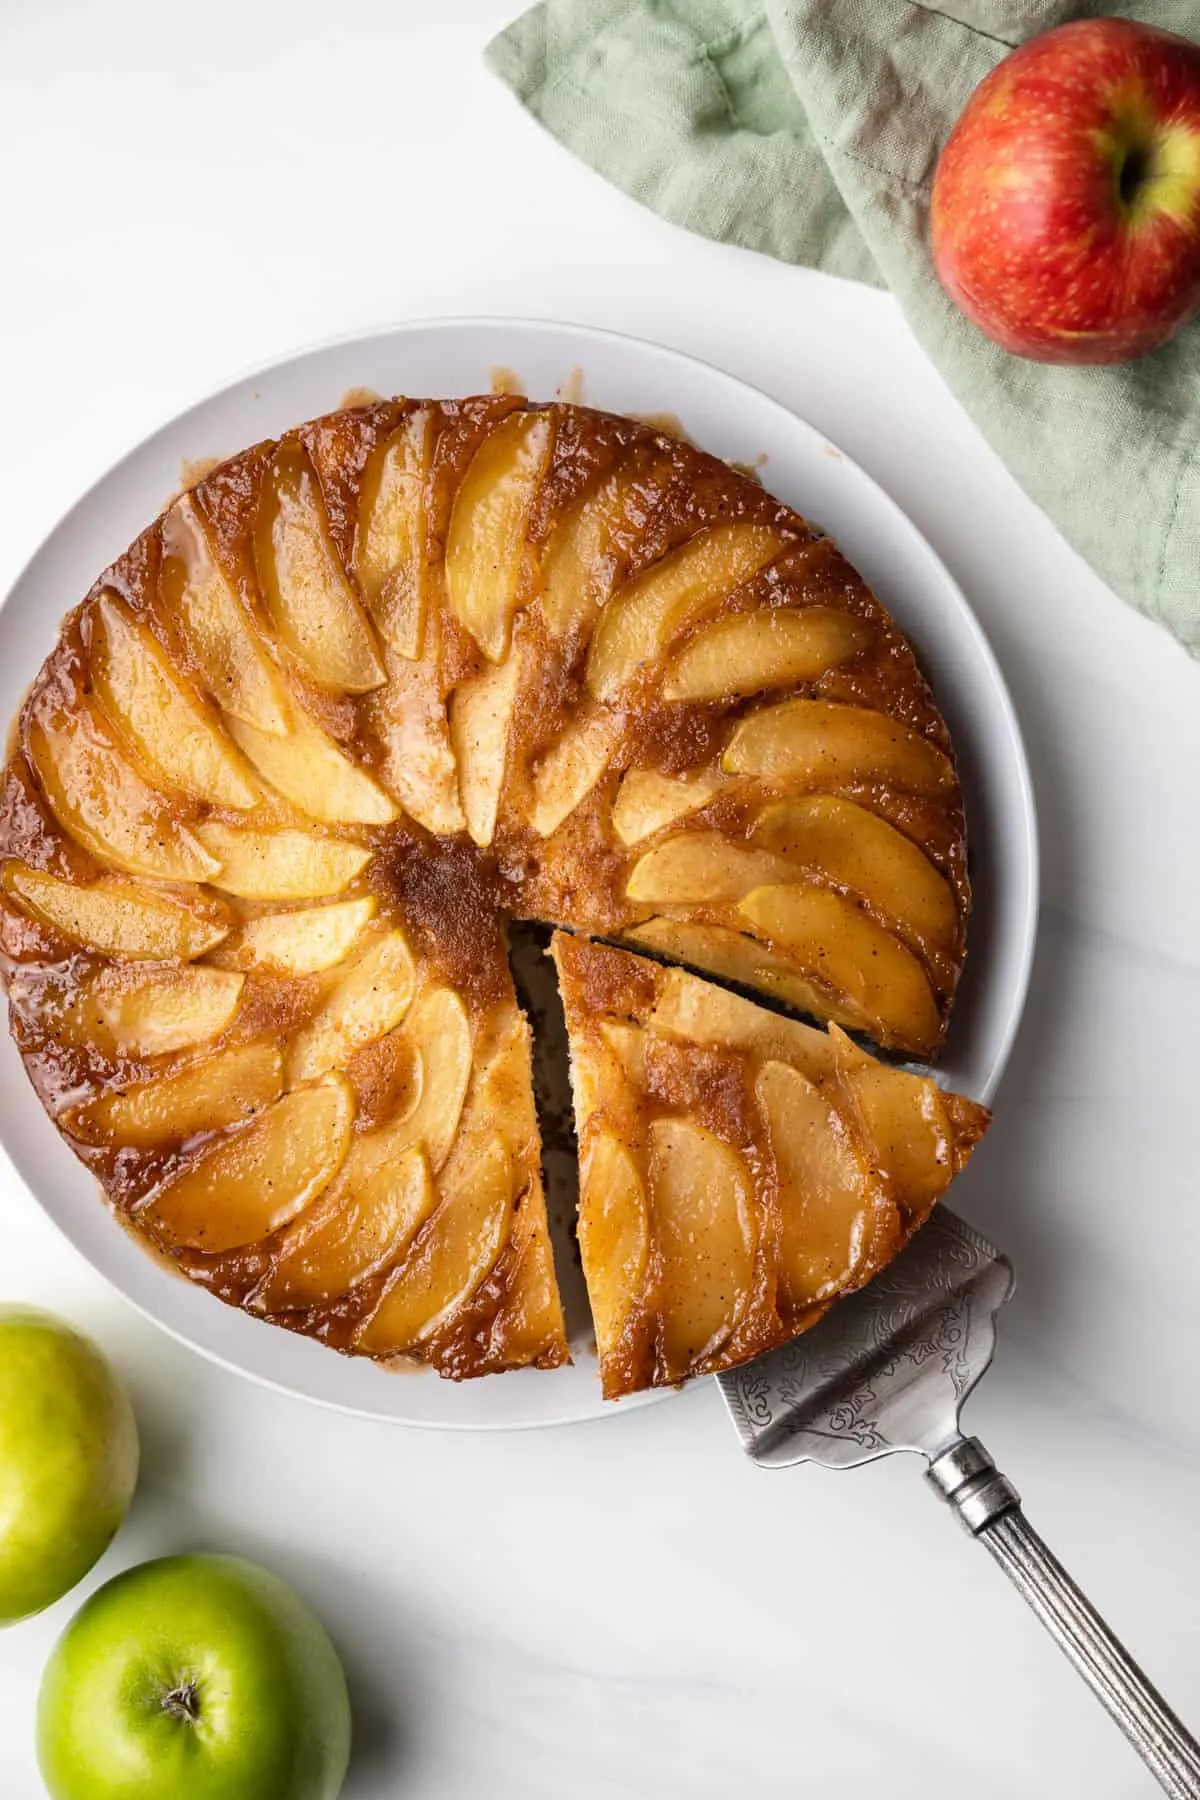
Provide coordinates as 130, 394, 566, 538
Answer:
719, 1207, 1200, 1797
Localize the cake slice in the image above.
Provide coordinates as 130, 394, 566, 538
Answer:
551, 933, 989, 1400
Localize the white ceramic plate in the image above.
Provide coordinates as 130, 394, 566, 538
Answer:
0, 318, 1038, 1430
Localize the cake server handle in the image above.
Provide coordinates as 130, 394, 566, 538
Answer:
927, 1437, 1200, 1798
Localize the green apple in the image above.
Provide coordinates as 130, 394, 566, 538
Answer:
0, 1305, 138, 1623
38, 1554, 353, 1800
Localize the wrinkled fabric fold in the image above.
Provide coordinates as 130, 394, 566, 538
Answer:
488, 1, 1200, 652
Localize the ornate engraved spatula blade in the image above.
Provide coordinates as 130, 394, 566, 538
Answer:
717, 1208, 1200, 1798
719, 1207, 1012, 1470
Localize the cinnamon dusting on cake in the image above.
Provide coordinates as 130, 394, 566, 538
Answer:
374, 835, 509, 1008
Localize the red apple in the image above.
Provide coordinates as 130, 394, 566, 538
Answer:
931, 19, 1200, 364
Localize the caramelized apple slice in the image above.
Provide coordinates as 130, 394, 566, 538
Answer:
724, 699, 955, 795
288, 929, 417, 1081
486, 1227, 569, 1372
2, 864, 228, 960
625, 831, 793, 905
144, 1074, 354, 1253
445, 411, 552, 662
195, 824, 370, 901
738, 883, 941, 1053
646, 965, 978, 1228
254, 1144, 436, 1312
611, 768, 724, 847
355, 1135, 514, 1353
528, 710, 620, 837
160, 495, 291, 735
586, 522, 787, 701
355, 408, 431, 658
458, 1011, 538, 1164
663, 605, 871, 702
647, 965, 838, 1081
599, 1019, 650, 1090
386, 986, 472, 1169
80, 967, 244, 1057
90, 594, 258, 808
341, 985, 473, 1177
539, 453, 668, 640
626, 917, 866, 1031
449, 653, 522, 847
648, 1117, 755, 1375
209, 897, 375, 976
578, 1131, 649, 1356
28, 704, 219, 883
757, 1060, 893, 1310
752, 795, 957, 962
255, 442, 385, 693
66, 1041, 283, 1147
629, 921, 863, 1036
227, 700, 397, 826
328, 1004, 469, 1246
831, 1038, 962, 1228
372, 648, 465, 836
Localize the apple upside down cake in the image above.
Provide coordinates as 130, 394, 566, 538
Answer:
0, 396, 988, 1394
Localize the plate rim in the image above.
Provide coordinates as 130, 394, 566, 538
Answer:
0, 314, 1039, 1430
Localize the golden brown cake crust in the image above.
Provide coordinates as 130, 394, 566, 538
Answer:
0, 396, 972, 1383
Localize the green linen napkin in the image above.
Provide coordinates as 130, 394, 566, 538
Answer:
487, 2, 1200, 652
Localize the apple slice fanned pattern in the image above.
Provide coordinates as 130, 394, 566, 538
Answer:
552, 935, 990, 1399
0, 397, 980, 1390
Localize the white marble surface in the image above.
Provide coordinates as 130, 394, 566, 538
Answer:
1, 3, 1198, 1794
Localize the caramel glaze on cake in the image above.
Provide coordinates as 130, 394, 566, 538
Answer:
553, 935, 990, 1400
0, 395, 975, 1384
